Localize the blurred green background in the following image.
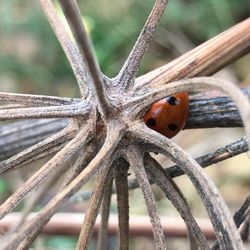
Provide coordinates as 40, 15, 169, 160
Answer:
0, 0, 249, 97
0, 0, 250, 249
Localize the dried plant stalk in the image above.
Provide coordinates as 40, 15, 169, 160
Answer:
0, 1, 249, 249
114, 159, 130, 250
96, 175, 113, 250
127, 146, 166, 250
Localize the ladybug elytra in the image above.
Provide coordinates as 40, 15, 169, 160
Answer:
144, 92, 189, 138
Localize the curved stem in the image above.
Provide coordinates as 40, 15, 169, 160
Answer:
76, 168, 113, 250
59, 0, 110, 117
135, 18, 250, 89
0, 123, 92, 220
113, 158, 130, 250
0, 92, 79, 106
71, 136, 248, 204
132, 123, 244, 249
0, 102, 90, 120
1, 124, 122, 250
116, 0, 169, 89
40, 0, 90, 97
59, 141, 97, 191
144, 154, 209, 249
127, 146, 166, 250
131, 77, 250, 139
96, 175, 113, 250
0, 124, 76, 174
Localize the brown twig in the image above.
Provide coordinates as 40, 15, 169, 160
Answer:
135, 18, 250, 89
116, 0, 169, 89
0, 123, 92, 220
96, 175, 113, 250
1, 125, 121, 250
113, 158, 130, 250
59, 0, 110, 117
0, 102, 90, 121
40, 0, 90, 97
144, 154, 209, 249
132, 124, 243, 249
127, 146, 166, 250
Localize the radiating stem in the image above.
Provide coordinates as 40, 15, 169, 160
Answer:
0, 102, 90, 121
114, 158, 130, 250
0, 124, 92, 220
59, 0, 110, 117
145, 154, 209, 249
0, 92, 79, 106
135, 18, 250, 89
1, 123, 122, 250
133, 124, 244, 249
96, 175, 113, 250
76, 168, 113, 250
127, 146, 166, 250
0, 124, 76, 174
116, 0, 169, 89
40, 0, 90, 97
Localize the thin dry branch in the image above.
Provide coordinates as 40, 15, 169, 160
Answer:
0, 92, 79, 106
40, 0, 90, 97
59, 0, 110, 117
116, 0, 169, 89
0, 119, 69, 161
0, 102, 90, 121
96, 175, 113, 250
212, 195, 250, 250
127, 146, 166, 250
59, 141, 96, 191
70, 136, 248, 204
76, 168, 113, 250
1, 124, 122, 250
0, 124, 92, 220
0, 90, 246, 161
0, 124, 76, 174
135, 18, 250, 89
234, 196, 250, 228
132, 124, 244, 249
168, 136, 249, 178
144, 155, 209, 249
113, 158, 130, 250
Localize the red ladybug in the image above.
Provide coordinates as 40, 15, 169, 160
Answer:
144, 92, 189, 138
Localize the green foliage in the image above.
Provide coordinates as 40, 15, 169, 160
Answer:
0, 0, 248, 97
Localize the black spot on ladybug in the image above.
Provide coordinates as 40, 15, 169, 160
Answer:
166, 96, 179, 105
168, 123, 178, 131
146, 118, 156, 127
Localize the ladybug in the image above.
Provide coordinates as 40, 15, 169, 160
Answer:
144, 92, 189, 138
